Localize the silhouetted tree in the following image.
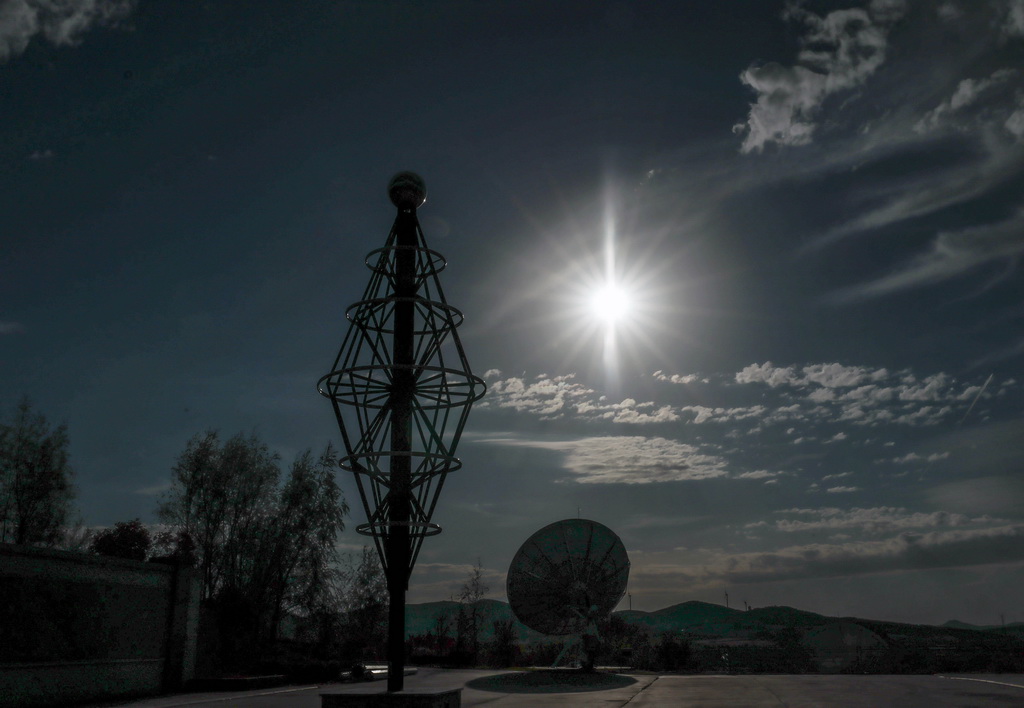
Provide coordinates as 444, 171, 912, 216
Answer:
657, 631, 690, 670
151, 528, 196, 565
457, 560, 489, 663
90, 518, 151, 560
598, 613, 652, 666
158, 430, 281, 601
0, 398, 75, 545
264, 444, 348, 639
432, 607, 452, 656
339, 546, 388, 661
489, 618, 517, 667
55, 519, 94, 552
158, 431, 348, 664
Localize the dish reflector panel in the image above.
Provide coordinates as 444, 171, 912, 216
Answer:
506, 518, 629, 636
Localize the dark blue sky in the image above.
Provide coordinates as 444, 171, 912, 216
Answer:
3, 0, 1023, 625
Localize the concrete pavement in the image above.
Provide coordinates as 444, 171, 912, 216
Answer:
93, 669, 1024, 707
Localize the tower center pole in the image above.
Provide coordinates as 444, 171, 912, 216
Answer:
386, 209, 416, 692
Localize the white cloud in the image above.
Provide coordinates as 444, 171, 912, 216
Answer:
628, 522, 1024, 596
738, 469, 779, 480
1003, 0, 1024, 38
733, 63, 825, 151
838, 385, 895, 403
735, 362, 800, 387
475, 434, 729, 484
0, 0, 135, 62
888, 451, 950, 464
937, 2, 961, 21
772, 506, 976, 533
804, 363, 890, 388
653, 371, 707, 384
133, 482, 171, 496
897, 373, 950, 401
481, 364, 999, 463
555, 436, 729, 484
679, 405, 716, 424
826, 486, 861, 493
671, 523, 1024, 585
486, 374, 681, 424
734, 1, 907, 152
484, 373, 596, 418
605, 403, 680, 425
1006, 94, 1024, 140
915, 69, 1017, 133
891, 405, 952, 426
0, 321, 24, 335
949, 72, 1012, 110
808, 388, 836, 403
735, 362, 888, 389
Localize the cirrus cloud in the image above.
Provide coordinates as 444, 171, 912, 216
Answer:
828, 210, 1024, 302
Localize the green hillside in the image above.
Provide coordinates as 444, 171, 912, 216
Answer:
741, 605, 828, 628
617, 600, 743, 635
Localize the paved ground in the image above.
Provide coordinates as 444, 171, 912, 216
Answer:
96, 669, 1024, 707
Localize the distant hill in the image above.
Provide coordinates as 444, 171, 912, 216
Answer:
407, 599, 1023, 645
942, 619, 1024, 635
616, 601, 832, 638
742, 605, 828, 628
403, 599, 1022, 673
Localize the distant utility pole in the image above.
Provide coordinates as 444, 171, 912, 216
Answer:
744, 600, 749, 611
628, 592, 632, 610
724, 591, 729, 609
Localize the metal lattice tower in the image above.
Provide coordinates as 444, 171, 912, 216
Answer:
318, 172, 485, 691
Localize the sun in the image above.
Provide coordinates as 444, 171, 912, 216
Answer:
589, 283, 633, 324
536, 181, 675, 385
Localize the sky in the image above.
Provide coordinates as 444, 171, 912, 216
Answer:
2, 0, 1023, 627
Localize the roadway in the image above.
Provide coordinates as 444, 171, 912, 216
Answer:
94, 669, 1024, 707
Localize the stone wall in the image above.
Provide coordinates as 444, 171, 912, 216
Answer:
0, 543, 200, 707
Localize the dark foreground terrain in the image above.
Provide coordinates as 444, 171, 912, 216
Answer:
97, 668, 1024, 707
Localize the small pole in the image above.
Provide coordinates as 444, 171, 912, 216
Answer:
724, 591, 729, 609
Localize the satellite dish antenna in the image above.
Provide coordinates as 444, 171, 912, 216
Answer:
507, 519, 629, 667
